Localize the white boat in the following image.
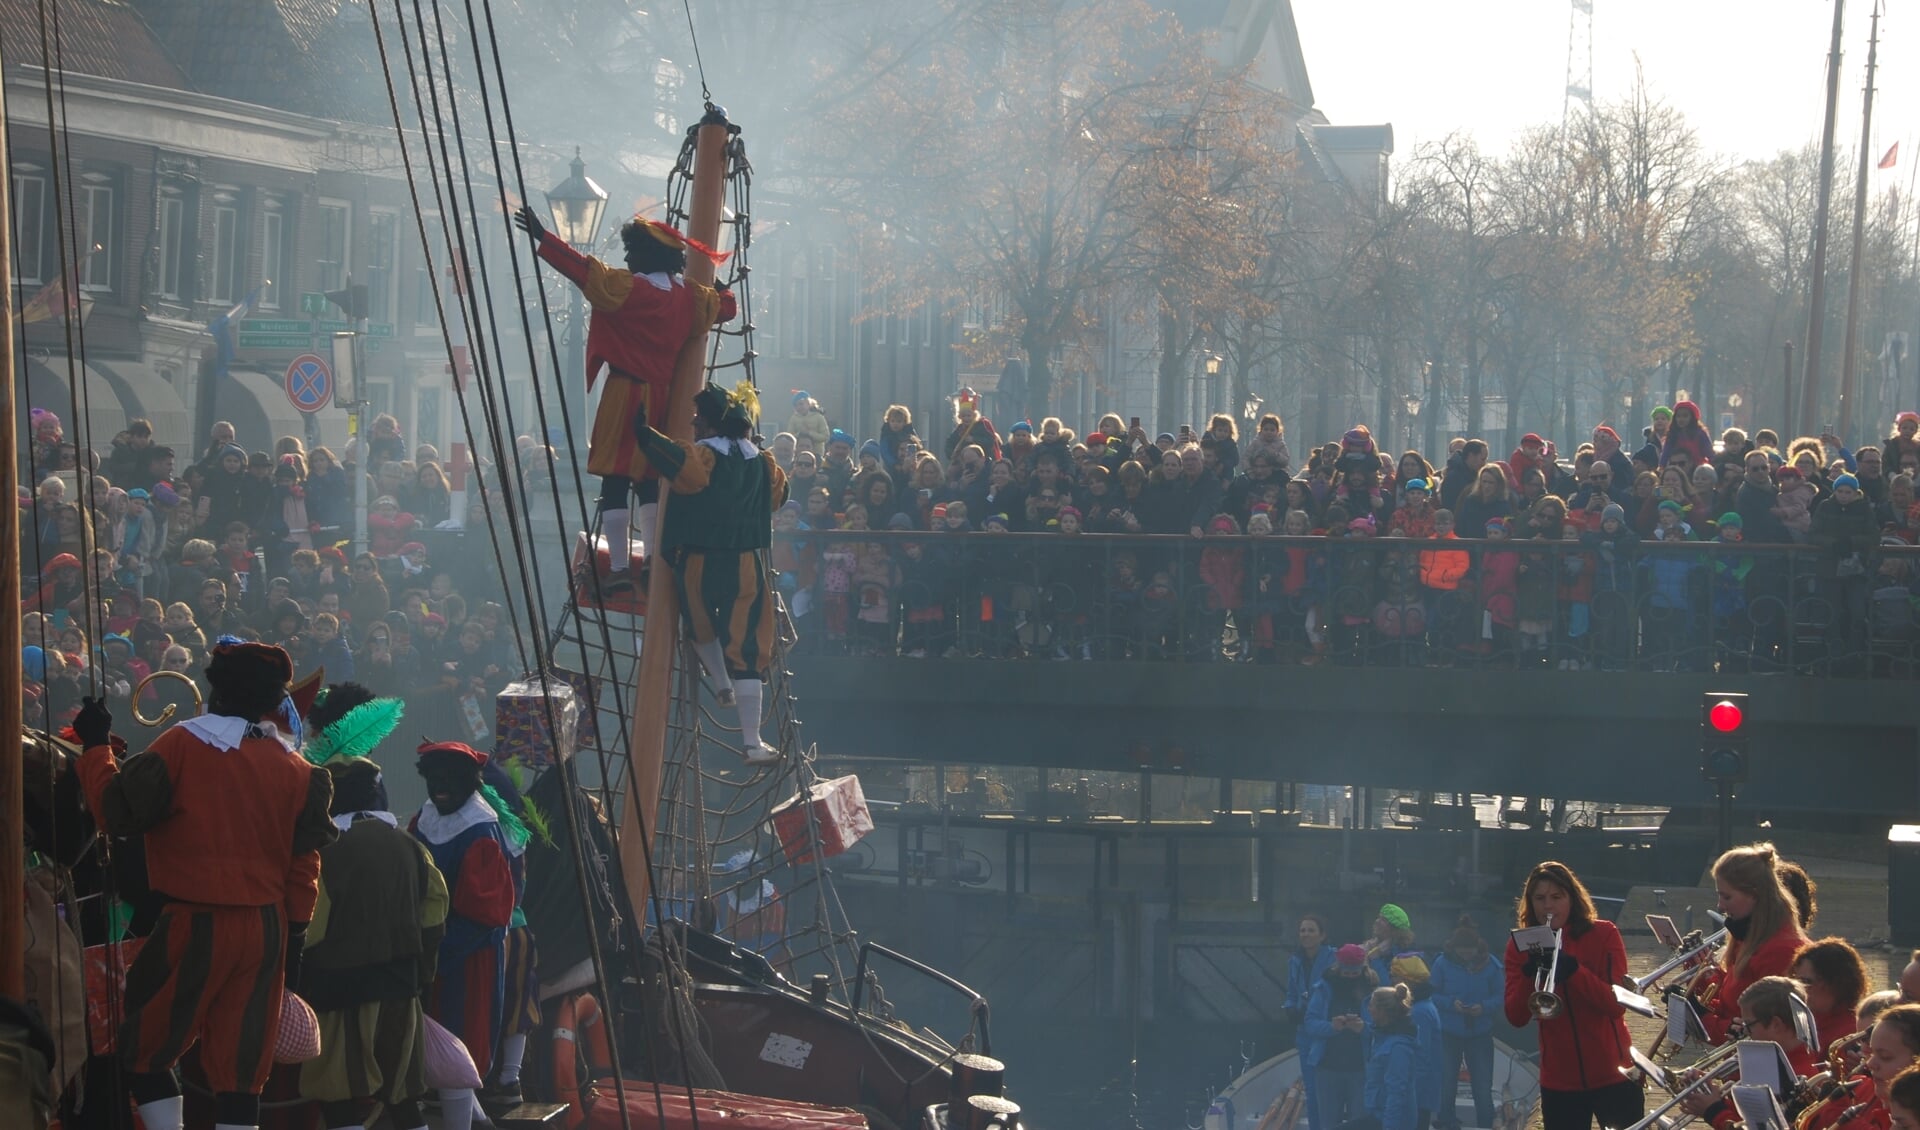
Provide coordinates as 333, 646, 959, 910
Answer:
1202, 1039, 1542, 1130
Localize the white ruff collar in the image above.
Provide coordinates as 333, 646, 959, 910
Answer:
333, 810, 400, 832
414, 792, 498, 845
699, 436, 760, 459
178, 714, 295, 753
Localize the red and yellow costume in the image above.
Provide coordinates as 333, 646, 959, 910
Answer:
533, 231, 736, 482
77, 712, 334, 1094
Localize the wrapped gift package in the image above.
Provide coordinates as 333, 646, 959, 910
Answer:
572, 531, 649, 616
549, 666, 602, 750
770, 775, 873, 866
493, 676, 581, 768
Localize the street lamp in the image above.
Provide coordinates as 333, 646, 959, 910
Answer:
1404, 394, 1422, 449
545, 149, 608, 440
1242, 392, 1264, 425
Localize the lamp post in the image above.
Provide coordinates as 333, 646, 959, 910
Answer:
545, 148, 608, 439
1404, 394, 1422, 451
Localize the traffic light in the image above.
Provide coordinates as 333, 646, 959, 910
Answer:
1700, 692, 1749, 784
325, 282, 369, 321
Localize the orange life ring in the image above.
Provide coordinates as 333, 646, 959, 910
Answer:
552, 992, 615, 1129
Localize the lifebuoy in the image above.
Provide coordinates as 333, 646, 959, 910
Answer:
552, 992, 615, 1129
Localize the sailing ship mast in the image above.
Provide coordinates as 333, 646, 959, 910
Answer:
1801, 0, 1849, 429
1837, 1, 1882, 442
618, 108, 734, 913
0, 53, 24, 1005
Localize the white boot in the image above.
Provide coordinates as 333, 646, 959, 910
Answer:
137, 1096, 185, 1130
635, 501, 660, 559
694, 639, 736, 704
733, 679, 778, 765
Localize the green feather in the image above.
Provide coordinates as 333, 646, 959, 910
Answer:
520, 799, 556, 849
480, 784, 530, 852
302, 698, 406, 767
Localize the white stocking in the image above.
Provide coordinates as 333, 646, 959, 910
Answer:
439, 1088, 476, 1130
600, 508, 631, 571
137, 1097, 185, 1130
636, 501, 660, 558
694, 639, 734, 694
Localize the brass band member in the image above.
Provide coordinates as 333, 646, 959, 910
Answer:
1503, 862, 1639, 1130
1699, 844, 1810, 1045
1796, 938, 1873, 1054
1801, 1003, 1920, 1130
1680, 977, 1822, 1130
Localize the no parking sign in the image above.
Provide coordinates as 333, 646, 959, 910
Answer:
284, 353, 333, 413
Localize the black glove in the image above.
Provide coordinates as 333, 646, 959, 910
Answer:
283, 921, 309, 994
512, 205, 545, 247
74, 695, 113, 748
1522, 949, 1546, 978
1552, 952, 1580, 985
632, 399, 650, 437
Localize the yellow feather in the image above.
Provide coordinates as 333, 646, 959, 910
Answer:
731, 380, 761, 425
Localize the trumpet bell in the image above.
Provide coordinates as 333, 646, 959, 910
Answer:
1530, 990, 1563, 1020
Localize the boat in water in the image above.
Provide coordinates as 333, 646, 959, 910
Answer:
1201, 1041, 1541, 1130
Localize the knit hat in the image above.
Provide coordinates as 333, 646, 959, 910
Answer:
1334, 943, 1369, 969
887, 512, 915, 530
1009, 420, 1033, 435
1057, 506, 1083, 521
151, 483, 180, 507
1390, 954, 1431, 984
859, 439, 885, 462
218, 443, 246, 464
1485, 517, 1509, 534
1342, 426, 1372, 448
126, 488, 149, 501
1658, 499, 1684, 514
1404, 478, 1430, 494
1210, 515, 1239, 533
983, 513, 1011, 529
1900, 411, 1920, 426
373, 495, 399, 508
101, 633, 132, 654
1601, 503, 1626, 524
929, 504, 948, 519
829, 429, 854, 449
791, 390, 812, 406
1379, 903, 1412, 932
249, 451, 272, 468
1593, 425, 1622, 445
1085, 432, 1107, 447
1157, 433, 1177, 445
1651, 405, 1674, 421
1775, 465, 1804, 481
1717, 511, 1743, 529
1834, 473, 1861, 492
1521, 433, 1545, 448
1348, 515, 1376, 533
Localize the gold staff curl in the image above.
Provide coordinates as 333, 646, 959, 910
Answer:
131, 670, 201, 727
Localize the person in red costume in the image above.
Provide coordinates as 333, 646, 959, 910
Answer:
1698, 843, 1810, 1045
1503, 861, 1639, 1130
513, 198, 736, 595
72, 638, 336, 1130
410, 739, 518, 1130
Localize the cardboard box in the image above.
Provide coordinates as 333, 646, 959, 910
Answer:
493, 676, 580, 768
770, 774, 873, 865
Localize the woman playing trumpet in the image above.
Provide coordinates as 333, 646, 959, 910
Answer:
1504, 862, 1640, 1130
1698, 844, 1810, 1045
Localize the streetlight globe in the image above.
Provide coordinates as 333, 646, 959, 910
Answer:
546, 148, 609, 248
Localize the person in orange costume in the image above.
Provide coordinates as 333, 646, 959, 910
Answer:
73, 638, 336, 1130
514, 200, 736, 594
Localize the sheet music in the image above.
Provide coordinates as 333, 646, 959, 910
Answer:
1736, 1040, 1795, 1095
1646, 914, 1684, 947
1730, 1083, 1790, 1130
1629, 1046, 1671, 1091
1511, 926, 1557, 952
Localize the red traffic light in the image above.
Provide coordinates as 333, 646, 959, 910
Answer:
1709, 699, 1745, 733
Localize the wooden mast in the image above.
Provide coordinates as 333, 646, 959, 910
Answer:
1801, 0, 1848, 429
1837, 2, 1881, 443
0, 54, 25, 1002
618, 107, 731, 916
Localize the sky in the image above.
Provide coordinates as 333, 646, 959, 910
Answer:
1291, 0, 1917, 175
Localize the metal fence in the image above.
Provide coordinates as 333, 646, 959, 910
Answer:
776, 529, 1920, 677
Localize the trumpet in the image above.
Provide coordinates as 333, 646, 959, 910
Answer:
1530, 915, 1565, 1020
1633, 928, 1730, 995
1623, 1041, 1743, 1130
132, 669, 202, 727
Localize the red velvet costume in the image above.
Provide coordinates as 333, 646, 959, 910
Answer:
77, 715, 334, 1094
533, 231, 736, 482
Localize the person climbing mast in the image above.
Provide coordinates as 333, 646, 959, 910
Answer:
512, 202, 736, 594
631, 380, 788, 764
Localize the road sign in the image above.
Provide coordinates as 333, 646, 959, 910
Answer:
284, 353, 333, 413
238, 332, 313, 350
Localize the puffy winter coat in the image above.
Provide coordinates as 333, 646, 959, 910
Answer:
1431, 951, 1502, 1037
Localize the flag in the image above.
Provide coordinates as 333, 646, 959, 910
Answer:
1880, 142, 1899, 170
16, 274, 77, 326
206, 285, 262, 376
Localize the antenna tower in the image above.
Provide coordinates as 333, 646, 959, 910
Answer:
1562, 0, 1595, 148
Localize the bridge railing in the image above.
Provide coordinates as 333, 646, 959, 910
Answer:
775, 529, 1920, 677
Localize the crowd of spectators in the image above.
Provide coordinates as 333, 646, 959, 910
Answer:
20, 409, 524, 750
766, 390, 1920, 672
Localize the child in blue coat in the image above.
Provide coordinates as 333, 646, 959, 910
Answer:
1391, 955, 1448, 1130
1366, 984, 1421, 1130
1428, 919, 1502, 1129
